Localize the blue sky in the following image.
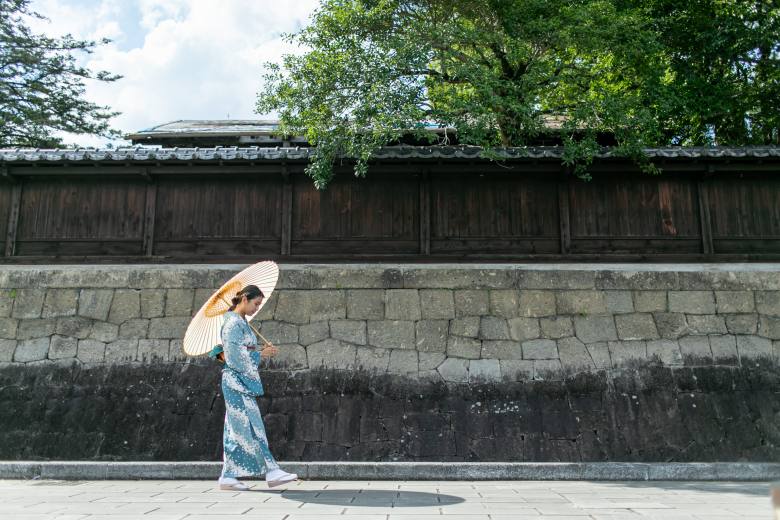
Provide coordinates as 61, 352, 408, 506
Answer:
27, 0, 320, 147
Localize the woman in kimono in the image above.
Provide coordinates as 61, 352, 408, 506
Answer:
213, 284, 298, 491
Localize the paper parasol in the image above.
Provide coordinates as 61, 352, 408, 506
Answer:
183, 260, 279, 356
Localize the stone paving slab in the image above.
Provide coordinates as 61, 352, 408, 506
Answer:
0, 479, 776, 519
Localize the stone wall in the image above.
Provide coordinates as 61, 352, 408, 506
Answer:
1, 264, 779, 461
1, 264, 779, 376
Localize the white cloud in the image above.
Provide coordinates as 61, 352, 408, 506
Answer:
26, 0, 320, 147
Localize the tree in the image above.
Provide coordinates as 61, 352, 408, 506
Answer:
258, 0, 779, 188
0, 0, 121, 148
258, 0, 670, 187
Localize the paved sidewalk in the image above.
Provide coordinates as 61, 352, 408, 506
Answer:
1, 478, 775, 519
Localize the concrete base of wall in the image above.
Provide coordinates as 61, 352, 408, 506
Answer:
2, 461, 780, 481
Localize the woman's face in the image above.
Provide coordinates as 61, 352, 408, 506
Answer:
242, 295, 263, 315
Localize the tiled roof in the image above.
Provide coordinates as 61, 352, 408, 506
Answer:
0, 145, 779, 163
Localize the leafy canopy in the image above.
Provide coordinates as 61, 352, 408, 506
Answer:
258, 0, 779, 188
0, 0, 121, 147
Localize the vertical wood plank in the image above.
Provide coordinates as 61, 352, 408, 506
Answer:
143, 174, 157, 256
4, 181, 21, 257
419, 168, 431, 255
280, 164, 293, 255
697, 171, 714, 255
558, 173, 571, 255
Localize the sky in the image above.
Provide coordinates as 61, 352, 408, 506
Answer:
26, 0, 321, 147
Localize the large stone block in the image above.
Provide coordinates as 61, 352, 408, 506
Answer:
508, 317, 540, 341
759, 315, 780, 340
78, 289, 113, 321
12, 289, 45, 319
77, 339, 105, 362
356, 346, 390, 373
89, 322, 119, 343
653, 312, 689, 339
678, 336, 712, 362
586, 342, 611, 369
16, 318, 56, 340
329, 320, 366, 345
489, 290, 520, 318
137, 339, 169, 363
708, 335, 738, 363
605, 291, 634, 314
481, 339, 522, 360
105, 340, 138, 363
715, 291, 755, 314
556, 290, 607, 315
367, 320, 415, 349
140, 289, 166, 318
595, 270, 678, 290
686, 315, 727, 335
736, 335, 772, 359
479, 316, 510, 340
419, 290, 455, 319
517, 290, 556, 317
646, 339, 683, 365
539, 316, 572, 339
42, 289, 78, 318
56, 317, 92, 339
516, 269, 595, 289
522, 339, 558, 360
273, 291, 311, 324
573, 315, 617, 343
168, 339, 186, 362
633, 290, 667, 312
0, 290, 13, 317
557, 336, 595, 370
725, 314, 757, 335
14, 337, 49, 362
260, 321, 299, 345
756, 291, 780, 316
415, 320, 448, 353
148, 317, 190, 339
449, 317, 479, 338
615, 313, 658, 340
0, 318, 17, 339
385, 290, 421, 320
446, 336, 481, 359
500, 359, 534, 381
307, 339, 356, 369
299, 321, 329, 346
607, 340, 647, 367
388, 349, 418, 375
469, 359, 500, 382
533, 359, 563, 380
402, 268, 515, 289
0, 339, 16, 361
266, 344, 307, 370
309, 290, 346, 322
436, 357, 468, 382
48, 335, 77, 359
108, 289, 141, 324
453, 290, 489, 317
668, 291, 715, 314
346, 290, 384, 320
119, 319, 150, 339
418, 352, 446, 371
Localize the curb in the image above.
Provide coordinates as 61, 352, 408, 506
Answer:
2, 462, 780, 481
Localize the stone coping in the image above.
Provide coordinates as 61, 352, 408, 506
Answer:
2, 461, 779, 481
1, 263, 779, 290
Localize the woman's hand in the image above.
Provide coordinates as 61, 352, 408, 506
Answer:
261, 341, 278, 358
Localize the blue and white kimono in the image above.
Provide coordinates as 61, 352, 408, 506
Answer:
219, 311, 280, 478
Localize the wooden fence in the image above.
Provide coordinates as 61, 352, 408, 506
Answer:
0, 158, 778, 262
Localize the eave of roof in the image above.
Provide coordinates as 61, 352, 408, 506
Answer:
0, 145, 779, 163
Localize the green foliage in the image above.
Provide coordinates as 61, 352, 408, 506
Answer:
0, 0, 121, 147
259, 0, 779, 188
